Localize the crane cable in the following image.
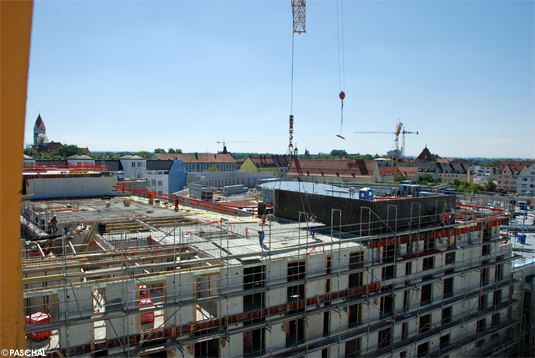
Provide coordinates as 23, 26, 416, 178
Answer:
336, 0, 346, 139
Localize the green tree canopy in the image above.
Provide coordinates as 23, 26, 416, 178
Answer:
137, 151, 152, 159
330, 149, 348, 158
154, 148, 165, 153
420, 173, 434, 183
207, 165, 220, 172
483, 179, 497, 192
450, 178, 461, 188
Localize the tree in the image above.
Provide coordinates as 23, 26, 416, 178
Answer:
137, 151, 151, 159
207, 165, 220, 172
176, 149, 183, 154
398, 175, 407, 182
330, 149, 348, 158
472, 183, 484, 194
420, 173, 434, 183
450, 178, 461, 188
484, 179, 497, 192
168, 148, 176, 153
459, 179, 469, 189
304, 149, 310, 157
154, 148, 165, 153
24, 146, 38, 158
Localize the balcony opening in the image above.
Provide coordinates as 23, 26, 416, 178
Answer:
442, 306, 452, 325
417, 342, 429, 357
348, 303, 362, 328
444, 277, 454, 298
419, 314, 431, 333
440, 334, 450, 348
378, 328, 392, 349
346, 338, 361, 358
421, 283, 432, 306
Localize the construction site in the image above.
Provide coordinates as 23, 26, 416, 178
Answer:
19, 176, 533, 358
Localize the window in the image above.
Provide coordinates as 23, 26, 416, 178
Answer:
382, 265, 394, 280
402, 322, 408, 340
442, 307, 452, 325
157, 181, 163, 186
440, 334, 450, 348
492, 313, 500, 327
444, 277, 454, 298
445, 252, 455, 264
475, 339, 485, 348
495, 264, 503, 281
478, 294, 487, 311
423, 257, 434, 271
378, 328, 392, 349
477, 318, 486, 333
417, 342, 429, 357
482, 244, 491, 256
493, 289, 502, 304
481, 267, 489, 286
421, 283, 432, 306
406, 262, 412, 276
345, 338, 360, 358
131, 162, 135, 167
419, 314, 431, 333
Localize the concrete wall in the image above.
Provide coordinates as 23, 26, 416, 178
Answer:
274, 189, 456, 233
23, 175, 116, 200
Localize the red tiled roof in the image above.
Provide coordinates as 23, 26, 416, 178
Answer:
35, 142, 62, 153
248, 155, 290, 168
416, 147, 435, 162
497, 161, 534, 175
153, 153, 237, 163
379, 166, 418, 178
288, 158, 376, 178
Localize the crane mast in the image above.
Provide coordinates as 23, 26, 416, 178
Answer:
287, 0, 306, 158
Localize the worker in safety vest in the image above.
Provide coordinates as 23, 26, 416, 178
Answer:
175, 195, 179, 211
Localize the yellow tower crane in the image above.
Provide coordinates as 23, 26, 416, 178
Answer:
355, 119, 405, 183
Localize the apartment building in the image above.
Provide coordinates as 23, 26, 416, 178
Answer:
517, 163, 535, 195
20, 189, 526, 358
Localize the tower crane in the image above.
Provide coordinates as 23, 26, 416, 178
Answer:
355, 119, 404, 183
287, 0, 306, 158
216, 140, 254, 154
401, 129, 418, 160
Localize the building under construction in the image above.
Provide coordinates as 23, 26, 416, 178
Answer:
20, 184, 531, 358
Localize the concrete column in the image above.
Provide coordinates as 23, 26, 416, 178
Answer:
58, 286, 94, 347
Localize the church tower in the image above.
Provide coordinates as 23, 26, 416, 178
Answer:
33, 114, 46, 146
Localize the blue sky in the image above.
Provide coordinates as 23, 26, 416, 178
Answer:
25, 0, 534, 158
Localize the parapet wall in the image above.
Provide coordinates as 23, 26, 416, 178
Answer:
273, 189, 457, 234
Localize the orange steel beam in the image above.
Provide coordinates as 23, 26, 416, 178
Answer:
1, 0, 34, 350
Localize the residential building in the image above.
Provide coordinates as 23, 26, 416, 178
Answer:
119, 154, 147, 179
493, 161, 534, 193
403, 147, 471, 183
145, 160, 187, 195
19, 187, 527, 357
240, 155, 291, 178
66, 154, 94, 166
378, 166, 419, 182
151, 152, 238, 172
517, 163, 535, 195
287, 158, 380, 184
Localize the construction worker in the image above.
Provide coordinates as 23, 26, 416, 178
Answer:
175, 195, 179, 211
50, 215, 59, 234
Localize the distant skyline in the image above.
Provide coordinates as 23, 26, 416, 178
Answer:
25, 1, 534, 158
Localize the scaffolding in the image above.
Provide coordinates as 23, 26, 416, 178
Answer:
20, 194, 527, 358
